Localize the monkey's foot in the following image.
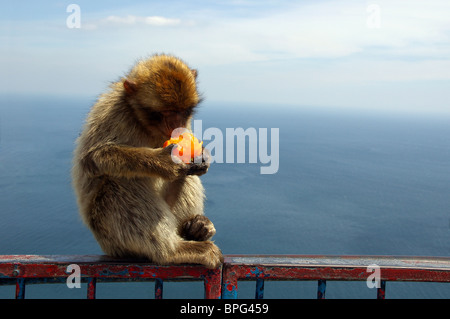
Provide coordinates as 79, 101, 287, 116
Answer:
181, 215, 216, 241
168, 241, 223, 269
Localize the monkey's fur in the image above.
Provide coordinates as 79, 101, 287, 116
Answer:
72, 54, 223, 269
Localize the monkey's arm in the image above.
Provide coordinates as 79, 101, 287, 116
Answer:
83, 143, 185, 179
83, 143, 209, 179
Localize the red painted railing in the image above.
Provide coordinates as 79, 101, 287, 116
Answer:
0, 255, 449, 299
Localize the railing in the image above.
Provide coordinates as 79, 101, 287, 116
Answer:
0, 254, 449, 299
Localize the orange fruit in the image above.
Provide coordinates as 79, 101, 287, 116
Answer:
163, 132, 203, 163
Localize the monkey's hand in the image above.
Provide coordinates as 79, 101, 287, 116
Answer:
180, 215, 216, 241
160, 144, 191, 178
163, 144, 210, 178
186, 147, 211, 176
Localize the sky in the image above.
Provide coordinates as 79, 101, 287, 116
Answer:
1, 0, 450, 114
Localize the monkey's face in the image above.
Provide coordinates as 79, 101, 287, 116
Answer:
143, 108, 195, 138
128, 103, 196, 139
124, 55, 200, 138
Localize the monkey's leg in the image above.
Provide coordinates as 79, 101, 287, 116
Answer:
89, 178, 221, 269
164, 240, 223, 269
163, 175, 216, 241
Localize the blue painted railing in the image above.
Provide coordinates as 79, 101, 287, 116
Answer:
0, 254, 449, 299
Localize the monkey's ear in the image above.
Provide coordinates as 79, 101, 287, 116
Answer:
191, 69, 198, 79
123, 80, 138, 95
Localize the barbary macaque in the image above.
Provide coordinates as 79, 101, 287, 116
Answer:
72, 54, 223, 268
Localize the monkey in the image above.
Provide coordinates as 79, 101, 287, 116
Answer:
72, 54, 223, 269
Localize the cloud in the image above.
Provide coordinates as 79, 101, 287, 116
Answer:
143, 16, 182, 27
220, 0, 450, 61
2, 0, 449, 113
84, 15, 183, 29
108, 0, 447, 68
74, 1, 449, 65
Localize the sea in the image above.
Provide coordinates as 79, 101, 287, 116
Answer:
0, 94, 449, 299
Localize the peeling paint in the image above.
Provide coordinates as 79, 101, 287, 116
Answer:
0, 254, 449, 299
